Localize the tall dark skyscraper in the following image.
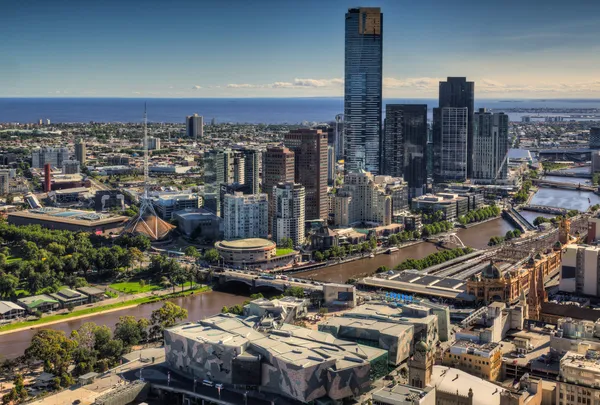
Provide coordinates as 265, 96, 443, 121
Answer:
241, 149, 260, 195
438, 77, 475, 177
344, 7, 383, 174
433, 107, 468, 183
186, 114, 203, 140
383, 104, 428, 198
472, 109, 509, 184
284, 129, 328, 221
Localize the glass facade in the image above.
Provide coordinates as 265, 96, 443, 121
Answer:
433, 107, 468, 182
344, 7, 383, 174
472, 109, 509, 183
383, 104, 428, 198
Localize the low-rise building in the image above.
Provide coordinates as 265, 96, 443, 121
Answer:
557, 350, 600, 405
8, 208, 128, 234
0, 301, 25, 320
150, 193, 200, 220
442, 340, 502, 381
76, 286, 106, 303
372, 384, 436, 405
244, 296, 308, 321
173, 208, 222, 241
215, 238, 297, 270
49, 288, 89, 308
17, 294, 60, 313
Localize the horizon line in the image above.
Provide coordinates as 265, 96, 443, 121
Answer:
1, 96, 600, 101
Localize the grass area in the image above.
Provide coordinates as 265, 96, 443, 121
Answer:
275, 248, 295, 257
110, 281, 163, 294
0, 285, 211, 333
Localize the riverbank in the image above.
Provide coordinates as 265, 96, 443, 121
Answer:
460, 215, 502, 229
0, 285, 211, 335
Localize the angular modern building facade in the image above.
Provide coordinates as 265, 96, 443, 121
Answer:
344, 7, 383, 174
272, 182, 305, 247
263, 146, 295, 235
438, 77, 475, 178
472, 109, 509, 184
433, 107, 468, 183
284, 129, 328, 221
383, 104, 428, 198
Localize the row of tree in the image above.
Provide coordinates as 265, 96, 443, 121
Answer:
313, 238, 377, 262
388, 230, 420, 245
488, 229, 522, 246
457, 205, 500, 225
421, 221, 453, 237
514, 180, 533, 204
395, 247, 474, 271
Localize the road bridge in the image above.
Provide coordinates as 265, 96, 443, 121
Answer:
215, 270, 323, 292
531, 178, 596, 191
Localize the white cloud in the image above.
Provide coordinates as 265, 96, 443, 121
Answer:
477, 79, 600, 94
226, 83, 265, 88
383, 77, 443, 90
227, 78, 344, 89
191, 85, 202, 90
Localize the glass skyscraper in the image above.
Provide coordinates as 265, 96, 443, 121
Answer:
472, 109, 509, 184
433, 107, 468, 183
383, 104, 428, 198
344, 7, 383, 174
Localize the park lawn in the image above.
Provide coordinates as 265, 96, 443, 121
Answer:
109, 281, 163, 294
274, 248, 295, 257
0, 285, 211, 333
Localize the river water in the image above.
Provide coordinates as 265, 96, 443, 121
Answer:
0, 217, 517, 359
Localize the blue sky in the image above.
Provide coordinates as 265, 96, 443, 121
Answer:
1, 0, 599, 98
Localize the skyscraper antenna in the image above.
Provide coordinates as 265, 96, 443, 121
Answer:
143, 102, 148, 197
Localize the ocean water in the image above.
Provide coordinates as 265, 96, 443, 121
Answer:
1, 97, 599, 124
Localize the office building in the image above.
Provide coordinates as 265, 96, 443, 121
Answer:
284, 129, 328, 221
472, 109, 509, 184
560, 244, 600, 296
344, 7, 383, 174
0, 170, 9, 196
74, 140, 86, 165
590, 127, 600, 149
32, 147, 69, 169
172, 208, 222, 241
557, 350, 600, 405
186, 114, 203, 140
272, 182, 305, 247
263, 146, 295, 235
61, 160, 80, 175
150, 192, 201, 220
147, 137, 160, 151
213, 149, 245, 185
241, 149, 260, 195
106, 154, 130, 166
327, 145, 336, 184
442, 340, 502, 381
223, 192, 268, 240
94, 190, 125, 212
438, 77, 475, 177
383, 104, 428, 197
433, 107, 468, 182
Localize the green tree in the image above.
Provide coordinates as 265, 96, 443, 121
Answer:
149, 302, 188, 341
285, 286, 305, 298
314, 251, 324, 262
0, 273, 18, 298
25, 329, 77, 375
203, 248, 220, 264
184, 246, 200, 258
278, 237, 294, 249
114, 316, 149, 348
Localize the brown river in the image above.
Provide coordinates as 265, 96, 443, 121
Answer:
0, 217, 514, 359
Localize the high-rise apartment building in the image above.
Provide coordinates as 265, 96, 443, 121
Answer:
147, 137, 161, 151
241, 149, 260, 195
32, 147, 70, 169
61, 160, 80, 175
438, 77, 475, 178
284, 129, 328, 221
273, 183, 305, 247
344, 7, 383, 174
263, 146, 295, 235
223, 192, 268, 240
383, 104, 428, 198
186, 114, 204, 140
590, 127, 600, 149
433, 107, 468, 183
75, 140, 86, 165
327, 145, 336, 184
472, 109, 509, 184
0, 170, 9, 196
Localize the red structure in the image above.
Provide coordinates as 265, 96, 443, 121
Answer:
44, 163, 51, 192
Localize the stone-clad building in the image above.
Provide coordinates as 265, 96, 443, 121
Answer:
164, 314, 388, 403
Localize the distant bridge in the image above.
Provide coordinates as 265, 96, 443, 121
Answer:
531, 178, 596, 192
215, 270, 322, 293
522, 205, 567, 215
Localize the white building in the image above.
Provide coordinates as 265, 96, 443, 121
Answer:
273, 183, 305, 247
560, 245, 600, 296
151, 193, 201, 220
557, 350, 600, 405
32, 147, 69, 169
147, 137, 161, 151
223, 192, 268, 240
0, 170, 9, 196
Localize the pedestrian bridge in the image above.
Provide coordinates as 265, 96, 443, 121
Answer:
215, 270, 322, 292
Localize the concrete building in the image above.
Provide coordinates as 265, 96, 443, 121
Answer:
372, 384, 436, 405
263, 146, 295, 235
241, 149, 260, 195
557, 350, 600, 405
215, 238, 296, 270
344, 7, 383, 174
32, 147, 70, 169
559, 244, 600, 296
383, 104, 428, 198
49, 288, 89, 308
456, 302, 526, 344
0, 170, 9, 196
0, 301, 25, 320
592, 151, 600, 174
410, 194, 459, 221
8, 208, 128, 234
186, 114, 203, 140
244, 296, 309, 321
106, 154, 130, 166
332, 171, 392, 226
272, 182, 305, 247
94, 190, 125, 212
150, 192, 201, 220
61, 159, 80, 174
442, 340, 502, 381
147, 137, 160, 151
433, 107, 469, 183
284, 129, 328, 221
328, 144, 336, 184
222, 192, 268, 240
75, 139, 86, 165
17, 294, 60, 313
323, 283, 357, 307
172, 208, 222, 241
587, 217, 600, 243
164, 315, 388, 403
472, 109, 509, 184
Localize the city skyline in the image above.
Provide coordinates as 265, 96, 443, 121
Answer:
1, 0, 599, 98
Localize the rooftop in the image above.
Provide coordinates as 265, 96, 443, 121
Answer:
431, 366, 505, 405
372, 384, 433, 405
217, 238, 275, 250
9, 208, 128, 226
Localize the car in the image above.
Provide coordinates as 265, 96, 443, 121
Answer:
518, 354, 526, 358
215, 383, 224, 389
73, 401, 81, 405
202, 380, 214, 387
